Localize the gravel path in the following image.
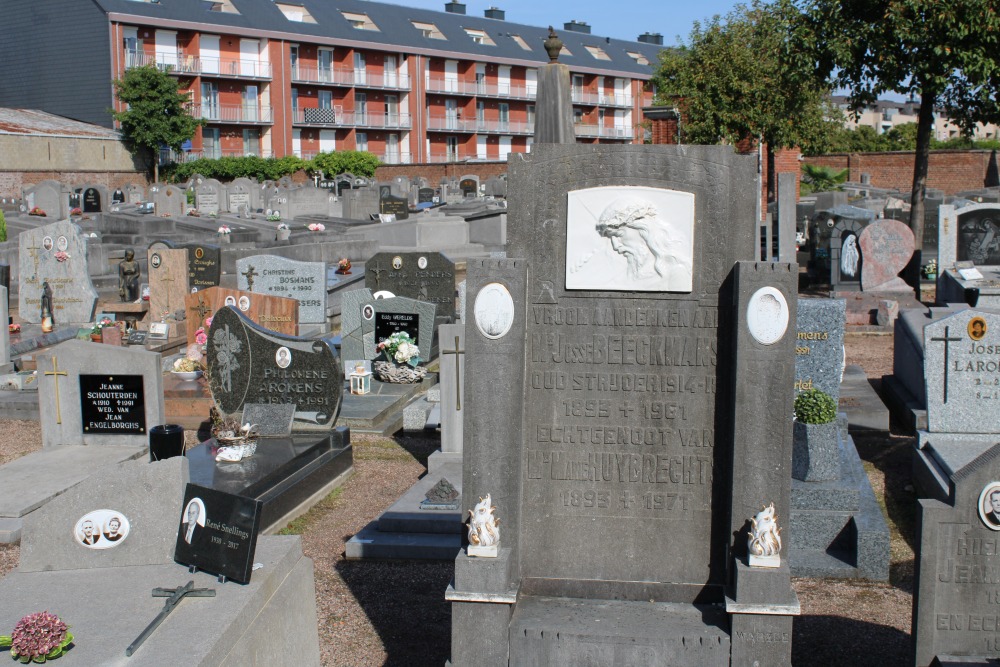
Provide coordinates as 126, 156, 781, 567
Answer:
0, 332, 912, 665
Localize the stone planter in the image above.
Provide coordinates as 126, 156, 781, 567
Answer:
792, 420, 839, 482
217, 234, 231, 244
276, 229, 291, 241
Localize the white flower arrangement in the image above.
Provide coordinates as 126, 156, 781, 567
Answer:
376, 331, 422, 367
217, 225, 231, 234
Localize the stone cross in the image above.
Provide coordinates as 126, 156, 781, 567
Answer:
44, 356, 68, 425
441, 335, 465, 410
160, 266, 176, 312
930, 325, 962, 404
368, 261, 387, 289
25, 239, 41, 281
194, 295, 211, 325
126, 581, 216, 657
241, 265, 258, 292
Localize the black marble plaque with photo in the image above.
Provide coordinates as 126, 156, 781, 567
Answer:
379, 194, 409, 220
174, 483, 263, 584
79, 374, 146, 434
375, 312, 420, 344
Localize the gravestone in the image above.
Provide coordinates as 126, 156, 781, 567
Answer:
124, 183, 145, 204
450, 144, 799, 667
459, 175, 479, 197
196, 179, 222, 215
18, 220, 98, 324
21, 180, 64, 218
858, 218, 915, 291
112, 188, 125, 204
174, 483, 262, 584
226, 178, 253, 214
418, 187, 435, 204
340, 290, 436, 366
795, 299, 846, 400
152, 184, 186, 217
436, 322, 465, 468
81, 185, 106, 213
484, 176, 507, 198
913, 443, 1000, 666
36, 339, 164, 448
185, 286, 298, 347
235, 255, 326, 324
365, 251, 456, 323
828, 217, 868, 288
379, 184, 410, 220
148, 240, 222, 292
206, 305, 342, 431
147, 248, 189, 322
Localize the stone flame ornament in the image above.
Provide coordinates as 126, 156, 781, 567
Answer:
467, 494, 500, 558
748, 502, 782, 568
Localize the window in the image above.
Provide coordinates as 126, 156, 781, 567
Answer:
341, 11, 379, 31
318, 48, 333, 82
499, 103, 509, 131
206, 0, 239, 13
626, 51, 650, 66
203, 128, 221, 159
356, 132, 368, 152
411, 21, 445, 39
510, 34, 531, 51
201, 81, 219, 119
289, 45, 299, 78
319, 90, 333, 110
243, 128, 260, 156
355, 92, 367, 124
446, 136, 459, 160
464, 28, 495, 46
354, 52, 367, 85
275, 2, 315, 22
585, 46, 611, 61
560, 45, 573, 57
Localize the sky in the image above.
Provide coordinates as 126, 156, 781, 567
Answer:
387, 0, 742, 45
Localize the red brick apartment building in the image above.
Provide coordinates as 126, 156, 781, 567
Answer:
0, 0, 663, 165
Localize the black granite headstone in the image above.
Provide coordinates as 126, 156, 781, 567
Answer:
459, 178, 477, 196
149, 240, 222, 291
112, 189, 125, 204
418, 187, 435, 203
83, 188, 101, 213
127, 331, 148, 346
957, 207, 1000, 264
364, 251, 456, 322
374, 312, 420, 345
173, 483, 263, 585
379, 195, 409, 220
206, 306, 342, 430
79, 374, 146, 435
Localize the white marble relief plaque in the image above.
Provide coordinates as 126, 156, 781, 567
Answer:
565, 186, 695, 292
746, 286, 789, 345
74, 509, 131, 549
474, 283, 514, 340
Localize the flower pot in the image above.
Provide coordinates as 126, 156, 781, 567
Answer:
90, 333, 102, 342
792, 420, 840, 482
276, 229, 291, 241
218, 235, 231, 244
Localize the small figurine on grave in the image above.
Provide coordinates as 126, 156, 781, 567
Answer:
118, 248, 141, 302
467, 494, 500, 557
40, 282, 54, 333
747, 502, 782, 568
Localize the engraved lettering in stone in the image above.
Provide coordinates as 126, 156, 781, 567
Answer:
531, 333, 716, 367
526, 450, 711, 485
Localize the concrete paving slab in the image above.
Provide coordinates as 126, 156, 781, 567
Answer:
839, 364, 890, 433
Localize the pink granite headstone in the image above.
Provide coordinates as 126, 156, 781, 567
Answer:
859, 219, 915, 291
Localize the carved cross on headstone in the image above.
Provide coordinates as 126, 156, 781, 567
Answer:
368, 261, 387, 289
242, 265, 258, 292
194, 295, 212, 326
25, 240, 42, 281
160, 265, 176, 312
44, 356, 68, 425
931, 325, 963, 404
442, 335, 465, 410
125, 581, 216, 657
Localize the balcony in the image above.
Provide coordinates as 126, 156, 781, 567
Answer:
426, 79, 537, 100
193, 104, 274, 124
426, 116, 534, 135
572, 90, 633, 107
125, 51, 272, 79
291, 66, 410, 90
161, 148, 273, 163
573, 123, 634, 140
292, 108, 412, 129
427, 151, 481, 163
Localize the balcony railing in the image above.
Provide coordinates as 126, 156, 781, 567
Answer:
427, 151, 481, 163
291, 66, 410, 90
292, 108, 411, 129
573, 123, 634, 139
425, 78, 537, 100
160, 148, 273, 163
426, 116, 534, 135
125, 51, 272, 79
572, 90, 633, 107
192, 104, 274, 124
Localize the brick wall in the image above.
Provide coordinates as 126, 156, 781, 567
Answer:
1, 171, 151, 201
375, 161, 509, 183
802, 150, 995, 195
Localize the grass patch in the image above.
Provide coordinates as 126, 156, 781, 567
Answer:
277, 485, 347, 535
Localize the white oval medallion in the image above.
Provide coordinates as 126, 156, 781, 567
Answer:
746, 287, 788, 345
74, 509, 131, 550
978, 482, 1000, 531
474, 283, 515, 340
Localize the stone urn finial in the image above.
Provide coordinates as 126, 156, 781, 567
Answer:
544, 26, 562, 63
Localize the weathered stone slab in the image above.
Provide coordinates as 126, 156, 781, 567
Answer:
18, 220, 98, 324
795, 299, 846, 402
924, 309, 1000, 434
236, 255, 326, 324
859, 218, 914, 291
365, 251, 456, 322
206, 305, 341, 431
185, 286, 298, 347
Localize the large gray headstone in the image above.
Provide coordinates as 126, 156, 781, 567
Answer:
235, 255, 327, 324
152, 184, 185, 217
19, 220, 98, 324
149, 240, 222, 292
795, 299, 846, 402
37, 340, 165, 448
924, 308, 1000, 434
196, 179, 222, 215
19, 457, 188, 572
365, 251, 456, 323
206, 305, 342, 431
339, 290, 436, 365
951, 203, 1000, 267
913, 443, 1000, 666
21, 180, 64, 219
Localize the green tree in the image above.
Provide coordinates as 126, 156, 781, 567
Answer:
651, 0, 833, 196
791, 0, 1000, 258
800, 164, 848, 195
310, 151, 381, 179
112, 65, 202, 182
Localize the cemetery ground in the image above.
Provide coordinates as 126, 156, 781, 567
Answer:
0, 334, 912, 666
